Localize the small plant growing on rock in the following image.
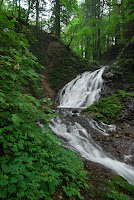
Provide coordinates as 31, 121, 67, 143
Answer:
83, 90, 134, 124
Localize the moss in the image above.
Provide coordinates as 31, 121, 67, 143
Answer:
113, 38, 134, 85
83, 90, 134, 124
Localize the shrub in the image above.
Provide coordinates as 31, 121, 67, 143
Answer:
102, 176, 134, 200
0, 9, 87, 199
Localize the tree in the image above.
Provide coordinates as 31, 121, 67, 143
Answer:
0, 0, 4, 7
50, 0, 78, 38
32, 0, 46, 27
55, 0, 61, 38
121, 0, 134, 41
61, 0, 134, 60
26, 0, 34, 23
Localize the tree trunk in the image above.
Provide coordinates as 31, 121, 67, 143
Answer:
26, 0, 31, 23
14, 0, 17, 16
80, 41, 84, 57
97, 27, 101, 59
85, 39, 90, 59
18, 0, 21, 20
55, 0, 60, 38
36, 0, 39, 27
93, 37, 97, 60
97, 0, 101, 59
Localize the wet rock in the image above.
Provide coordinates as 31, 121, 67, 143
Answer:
121, 98, 134, 124
103, 71, 114, 79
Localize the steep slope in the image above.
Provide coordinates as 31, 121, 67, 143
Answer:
13, 19, 134, 200
82, 40, 134, 168
21, 26, 98, 96
0, 10, 90, 200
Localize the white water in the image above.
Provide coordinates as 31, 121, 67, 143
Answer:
58, 67, 105, 108
50, 67, 134, 185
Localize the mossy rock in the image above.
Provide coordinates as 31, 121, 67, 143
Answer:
83, 90, 134, 124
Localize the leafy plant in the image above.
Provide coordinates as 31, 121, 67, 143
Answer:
83, 90, 134, 124
0, 9, 88, 200
102, 176, 134, 200
104, 190, 131, 200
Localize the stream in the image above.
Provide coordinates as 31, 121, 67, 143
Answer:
49, 67, 134, 185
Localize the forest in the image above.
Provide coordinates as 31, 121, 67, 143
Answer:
0, 0, 134, 199
1, 0, 134, 59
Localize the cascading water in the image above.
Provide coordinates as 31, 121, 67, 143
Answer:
50, 67, 134, 185
58, 67, 105, 108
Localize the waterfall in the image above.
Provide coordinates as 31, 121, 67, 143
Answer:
50, 67, 134, 185
58, 67, 105, 108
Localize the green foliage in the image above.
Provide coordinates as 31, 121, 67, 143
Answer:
102, 176, 134, 200
104, 190, 131, 200
115, 38, 134, 85
61, 0, 134, 60
83, 90, 134, 124
0, 9, 88, 199
20, 25, 38, 45
118, 90, 134, 98
49, 0, 78, 38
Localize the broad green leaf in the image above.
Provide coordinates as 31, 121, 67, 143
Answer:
14, 55, 22, 63
11, 177, 18, 183
34, 100, 41, 106
10, 74, 17, 80
19, 77, 29, 85
8, 184, 16, 194
0, 188, 7, 198
49, 181, 56, 193
20, 181, 27, 191
0, 96, 5, 103
1, 164, 10, 173
11, 114, 20, 126
42, 98, 48, 103
0, 179, 8, 186
0, 92, 5, 97
8, 135, 16, 142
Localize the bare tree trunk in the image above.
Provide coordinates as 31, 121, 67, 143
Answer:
36, 0, 39, 27
12, 0, 15, 15
67, 32, 75, 49
85, 39, 90, 60
97, 0, 101, 59
18, 0, 21, 19
26, 0, 31, 23
15, 0, 17, 15
55, 0, 60, 38
80, 41, 84, 57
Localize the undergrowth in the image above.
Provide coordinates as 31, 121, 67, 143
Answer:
112, 38, 134, 87
0, 9, 88, 199
102, 176, 134, 200
83, 90, 134, 124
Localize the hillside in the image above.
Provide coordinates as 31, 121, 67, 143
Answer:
0, 8, 134, 200
0, 9, 89, 200
19, 25, 98, 95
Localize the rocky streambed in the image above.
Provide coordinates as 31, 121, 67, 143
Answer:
57, 109, 134, 167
